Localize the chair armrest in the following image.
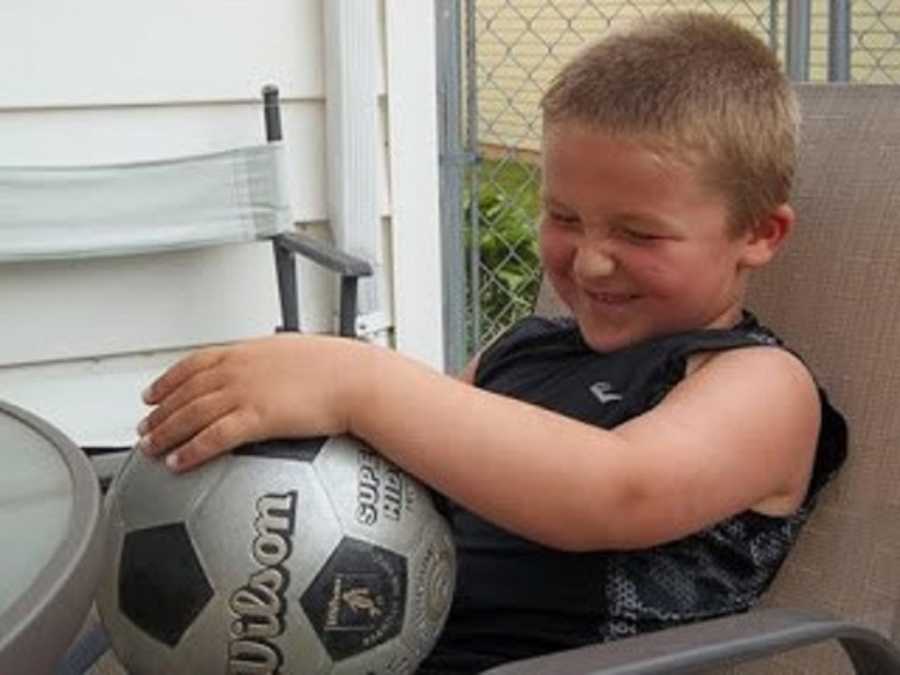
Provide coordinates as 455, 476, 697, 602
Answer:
481, 608, 900, 675
274, 230, 373, 278
271, 230, 373, 336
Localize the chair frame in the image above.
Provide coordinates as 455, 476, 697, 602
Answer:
262, 84, 373, 337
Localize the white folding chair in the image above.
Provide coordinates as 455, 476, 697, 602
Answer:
0, 85, 371, 482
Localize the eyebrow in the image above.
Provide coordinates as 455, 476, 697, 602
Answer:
608, 213, 673, 231
543, 197, 674, 231
541, 196, 576, 212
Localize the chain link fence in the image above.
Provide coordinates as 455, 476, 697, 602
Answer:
440, 0, 900, 369
853, 0, 900, 81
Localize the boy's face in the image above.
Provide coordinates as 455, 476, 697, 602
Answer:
540, 124, 763, 352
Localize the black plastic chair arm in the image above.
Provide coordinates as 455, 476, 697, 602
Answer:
275, 230, 373, 277
481, 608, 900, 675
271, 230, 373, 337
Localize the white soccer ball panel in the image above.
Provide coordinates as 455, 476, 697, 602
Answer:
401, 519, 457, 662
187, 454, 343, 596
112, 449, 227, 531
313, 435, 435, 553
173, 591, 334, 675
95, 496, 125, 648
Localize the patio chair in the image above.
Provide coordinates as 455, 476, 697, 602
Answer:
502, 83, 900, 674
0, 85, 372, 483
0, 87, 371, 675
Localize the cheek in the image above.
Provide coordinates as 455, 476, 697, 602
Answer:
538, 228, 576, 299
624, 250, 687, 295
538, 228, 571, 275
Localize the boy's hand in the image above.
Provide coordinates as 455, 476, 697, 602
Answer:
137, 334, 367, 472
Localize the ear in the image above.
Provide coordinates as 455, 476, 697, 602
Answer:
739, 203, 794, 268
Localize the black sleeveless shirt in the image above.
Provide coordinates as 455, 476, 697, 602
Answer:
420, 313, 847, 674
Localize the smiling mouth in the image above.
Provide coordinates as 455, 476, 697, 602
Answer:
586, 291, 638, 305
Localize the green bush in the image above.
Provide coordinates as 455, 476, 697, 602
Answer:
465, 159, 542, 346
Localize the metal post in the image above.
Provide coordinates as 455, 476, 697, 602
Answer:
768, 0, 779, 54
262, 85, 300, 332
465, 0, 481, 354
786, 0, 812, 81
829, 0, 852, 82
436, 0, 467, 373
262, 84, 283, 142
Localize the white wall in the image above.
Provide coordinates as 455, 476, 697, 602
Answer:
0, 0, 443, 445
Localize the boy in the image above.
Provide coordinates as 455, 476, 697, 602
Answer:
138, 12, 846, 673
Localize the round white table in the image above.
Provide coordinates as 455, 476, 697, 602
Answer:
0, 400, 103, 675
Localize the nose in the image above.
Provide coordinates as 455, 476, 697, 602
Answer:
573, 240, 616, 280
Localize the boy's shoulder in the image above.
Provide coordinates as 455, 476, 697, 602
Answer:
659, 311, 784, 364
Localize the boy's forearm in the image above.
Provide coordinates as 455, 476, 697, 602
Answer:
346, 344, 635, 551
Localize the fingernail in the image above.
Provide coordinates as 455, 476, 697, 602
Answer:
137, 436, 152, 454
166, 453, 180, 470
141, 385, 153, 403
136, 418, 149, 435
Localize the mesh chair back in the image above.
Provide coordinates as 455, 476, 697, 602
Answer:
733, 84, 900, 674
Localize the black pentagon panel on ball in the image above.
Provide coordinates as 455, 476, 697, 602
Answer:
233, 437, 329, 462
300, 537, 408, 662
119, 523, 213, 647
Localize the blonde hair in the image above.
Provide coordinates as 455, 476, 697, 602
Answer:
540, 12, 799, 233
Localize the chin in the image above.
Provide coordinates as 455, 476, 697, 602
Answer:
577, 324, 638, 353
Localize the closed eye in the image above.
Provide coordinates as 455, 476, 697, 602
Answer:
622, 228, 664, 242
547, 211, 580, 225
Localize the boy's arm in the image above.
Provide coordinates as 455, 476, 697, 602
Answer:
140, 336, 819, 552
354, 343, 818, 551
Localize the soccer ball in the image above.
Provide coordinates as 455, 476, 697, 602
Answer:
96, 436, 456, 675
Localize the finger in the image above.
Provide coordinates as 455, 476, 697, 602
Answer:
142, 348, 226, 405
139, 391, 236, 457
138, 366, 230, 436
165, 409, 259, 472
